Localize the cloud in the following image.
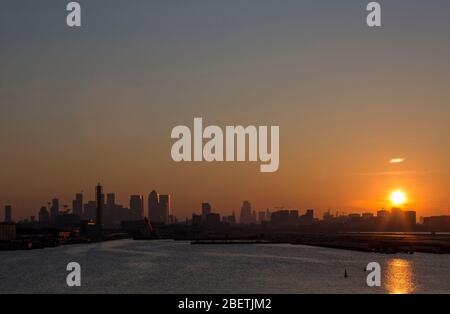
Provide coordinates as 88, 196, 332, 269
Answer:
389, 158, 405, 164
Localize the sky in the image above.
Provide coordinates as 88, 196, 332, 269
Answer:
1, 0, 449, 220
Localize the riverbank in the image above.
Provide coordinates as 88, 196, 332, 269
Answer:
3, 230, 449, 254
0, 233, 130, 251
190, 233, 450, 254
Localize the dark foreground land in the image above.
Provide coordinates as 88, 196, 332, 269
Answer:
191, 233, 450, 254
3, 221, 450, 254
284, 232, 450, 254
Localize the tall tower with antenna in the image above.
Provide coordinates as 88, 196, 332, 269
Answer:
96, 183, 103, 232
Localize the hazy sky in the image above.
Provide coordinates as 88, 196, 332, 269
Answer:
1, 0, 449, 220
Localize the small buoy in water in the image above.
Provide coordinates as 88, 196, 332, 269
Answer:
344, 269, 348, 278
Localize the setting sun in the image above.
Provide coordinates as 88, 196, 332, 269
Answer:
390, 191, 407, 206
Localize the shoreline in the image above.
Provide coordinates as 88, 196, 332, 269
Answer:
189, 233, 450, 254
2, 233, 450, 255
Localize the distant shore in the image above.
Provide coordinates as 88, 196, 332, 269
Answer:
190, 233, 450, 254
2, 231, 450, 254
0, 233, 130, 251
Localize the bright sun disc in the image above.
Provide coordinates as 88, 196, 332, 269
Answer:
390, 191, 406, 205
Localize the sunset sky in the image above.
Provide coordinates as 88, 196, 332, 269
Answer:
1, 0, 449, 220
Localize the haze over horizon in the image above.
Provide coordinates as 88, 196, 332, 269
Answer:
1, 1, 449, 220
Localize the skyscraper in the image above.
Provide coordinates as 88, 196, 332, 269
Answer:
96, 183, 104, 230
148, 191, 170, 224
50, 198, 59, 223
83, 201, 97, 220
304, 209, 314, 224
201, 203, 211, 221
405, 210, 417, 227
72, 193, 83, 217
106, 193, 115, 208
38, 206, 50, 225
390, 207, 404, 227
4, 205, 12, 223
258, 211, 267, 223
103, 193, 115, 228
130, 195, 144, 220
148, 190, 159, 222
159, 194, 170, 224
239, 201, 253, 224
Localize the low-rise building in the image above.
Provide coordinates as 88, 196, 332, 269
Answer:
0, 223, 16, 241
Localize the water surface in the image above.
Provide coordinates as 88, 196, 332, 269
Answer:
0, 239, 449, 293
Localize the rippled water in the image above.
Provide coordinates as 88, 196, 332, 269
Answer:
0, 239, 449, 293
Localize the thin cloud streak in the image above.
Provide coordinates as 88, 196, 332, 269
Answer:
389, 158, 405, 164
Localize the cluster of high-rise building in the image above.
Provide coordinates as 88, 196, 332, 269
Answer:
423, 215, 450, 231
321, 207, 416, 226
271, 209, 315, 226
8, 184, 171, 230
2, 189, 450, 233
191, 202, 223, 226
148, 191, 171, 224
190, 201, 271, 226
317, 207, 421, 231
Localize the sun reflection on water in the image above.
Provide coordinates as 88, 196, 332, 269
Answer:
385, 258, 416, 294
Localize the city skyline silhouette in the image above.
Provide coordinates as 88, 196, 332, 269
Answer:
2, 181, 447, 224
